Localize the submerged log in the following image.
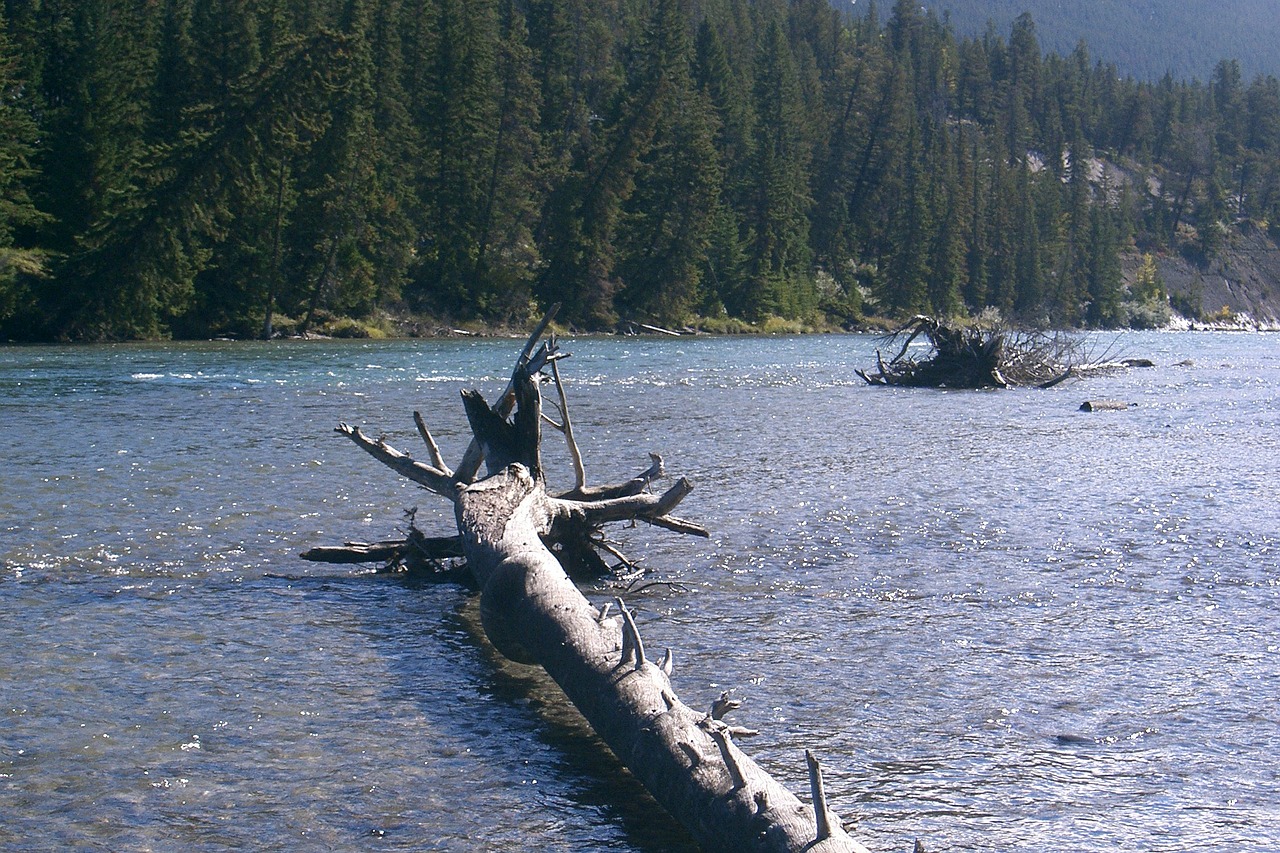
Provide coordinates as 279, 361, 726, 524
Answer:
298, 526, 464, 574
310, 309, 873, 853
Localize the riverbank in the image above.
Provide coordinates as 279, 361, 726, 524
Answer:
280, 304, 1276, 344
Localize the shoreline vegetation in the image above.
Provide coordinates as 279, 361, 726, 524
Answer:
5, 2, 1280, 344
4, 295, 1277, 345
250, 303, 1280, 344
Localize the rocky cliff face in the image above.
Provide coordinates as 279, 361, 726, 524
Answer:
1123, 225, 1280, 330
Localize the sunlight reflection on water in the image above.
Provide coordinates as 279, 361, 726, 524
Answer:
2, 332, 1279, 852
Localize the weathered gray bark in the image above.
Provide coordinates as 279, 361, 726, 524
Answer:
322, 315, 873, 853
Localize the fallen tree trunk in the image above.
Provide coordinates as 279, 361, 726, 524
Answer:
298, 526, 465, 575
312, 311, 875, 853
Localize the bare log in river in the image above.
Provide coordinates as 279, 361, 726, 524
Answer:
307, 308, 878, 853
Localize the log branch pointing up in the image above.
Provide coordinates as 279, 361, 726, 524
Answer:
335, 423, 459, 500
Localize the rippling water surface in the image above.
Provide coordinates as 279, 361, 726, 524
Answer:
2, 333, 1277, 852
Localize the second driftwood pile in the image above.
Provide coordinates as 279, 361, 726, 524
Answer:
856, 315, 1077, 389
305, 309, 876, 853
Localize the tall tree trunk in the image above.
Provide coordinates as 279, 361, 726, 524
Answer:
262, 154, 290, 340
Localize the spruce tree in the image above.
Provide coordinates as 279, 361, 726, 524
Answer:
1056, 136, 1092, 324
1084, 198, 1123, 326
412, 0, 501, 318
693, 17, 755, 312
743, 11, 813, 319
925, 122, 966, 318
533, 0, 671, 328
616, 9, 721, 326
0, 6, 49, 333
1241, 76, 1280, 222
36, 0, 181, 339
472, 0, 545, 323
960, 129, 989, 311
809, 20, 882, 310
882, 115, 930, 315
291, 0, 388, 336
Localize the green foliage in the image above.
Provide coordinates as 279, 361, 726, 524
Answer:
0, 6, 49, 329
1122, 251, 1171, 329
1131, 252, 1165, 302
5, 0, 1280, 339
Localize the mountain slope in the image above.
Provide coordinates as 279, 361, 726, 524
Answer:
853, 0, 1280, 82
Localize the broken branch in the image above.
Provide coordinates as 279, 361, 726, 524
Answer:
335, 423, 459, 499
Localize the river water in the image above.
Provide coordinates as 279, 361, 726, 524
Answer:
1, 332, 1277, 852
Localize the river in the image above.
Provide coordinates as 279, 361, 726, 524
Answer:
1, 332, 1277, 852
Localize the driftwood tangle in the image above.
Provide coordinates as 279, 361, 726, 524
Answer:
856, 315, 1075, 389
309, 307, 876, 853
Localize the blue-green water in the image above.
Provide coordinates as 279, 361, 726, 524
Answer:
2, 333, 1278, 852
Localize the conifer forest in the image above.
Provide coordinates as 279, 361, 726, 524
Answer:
2, 0, 1279, 341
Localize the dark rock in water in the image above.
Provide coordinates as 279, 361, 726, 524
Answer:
1055, 733, 1095, 745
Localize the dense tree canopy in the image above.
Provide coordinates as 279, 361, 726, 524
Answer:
2, 0, 1278, 340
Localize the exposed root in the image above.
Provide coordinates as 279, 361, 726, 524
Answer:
858, 315, 1096, 389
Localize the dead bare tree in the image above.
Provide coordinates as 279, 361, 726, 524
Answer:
306, 308, 876, 853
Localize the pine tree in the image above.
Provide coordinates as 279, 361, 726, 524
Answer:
693, 17, 755, 312
925, 122, 966, 317
191, 0, 261, 100
173, 0, 276, 337
151, 0, 196, 143
6, 0, 1280, 339
741, 11, 813, 319
526, 0, 622, 199
1241, 75, 1280, 222
1011, 163, 1045, 322
694, 17, 755, 211
358, 0, 423, 315
471, 0, 544, 323
881, 115, 930, 315
1055, 135, 1092, 324
1005, 11, 1041, 156
63, 20, 347, 339
290, 0, 388, 336
34, 0, 180, 339
960, 127, 989, 311
616, 19, 721, 326
985, 152, 1018, 316
0, 5, 50, 332
1084, 197, 1122, 326
533, 0, 674, 328
809, 20, 883, 312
